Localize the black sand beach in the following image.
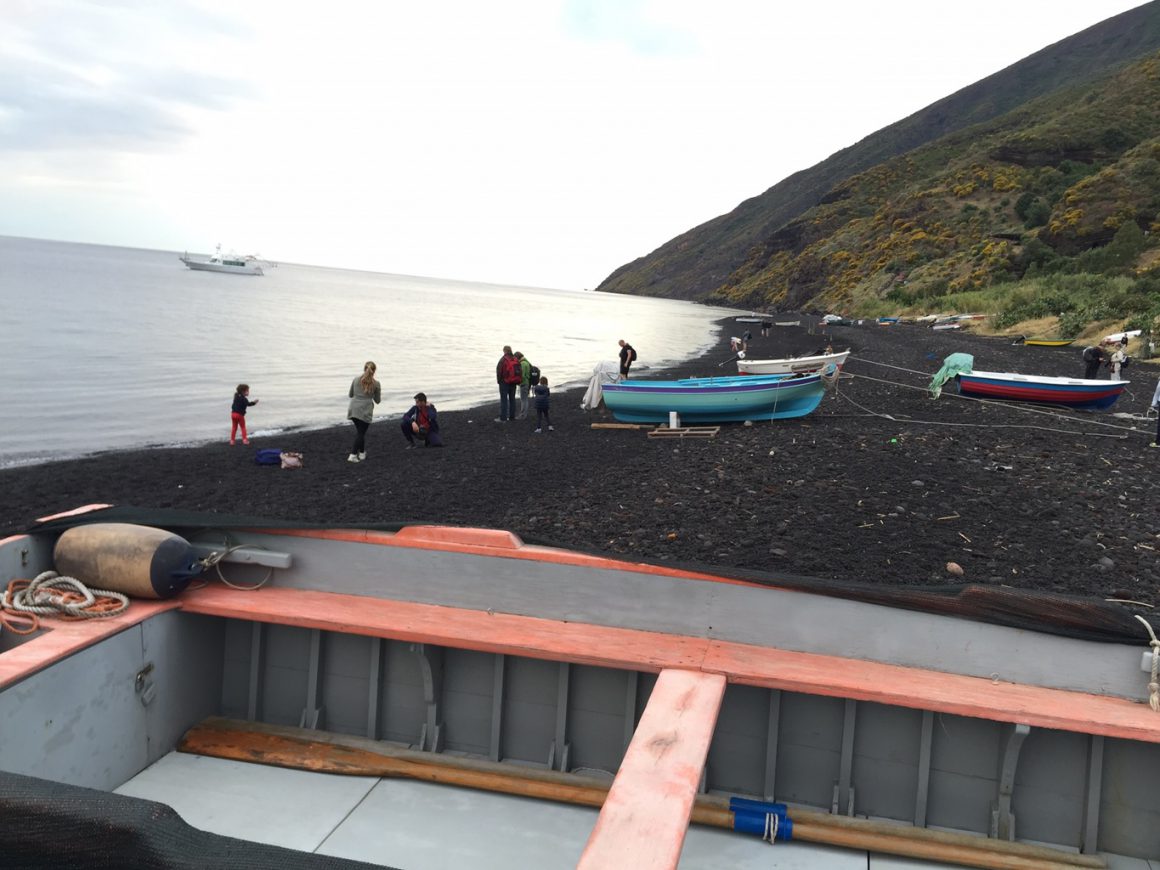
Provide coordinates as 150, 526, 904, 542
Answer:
2, 319, 1157, 601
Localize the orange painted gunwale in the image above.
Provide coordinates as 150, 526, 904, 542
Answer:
178, 584, 1160, 744
260, 526, 771, 591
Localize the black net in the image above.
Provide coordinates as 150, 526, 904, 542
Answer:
0, 771, 396, 870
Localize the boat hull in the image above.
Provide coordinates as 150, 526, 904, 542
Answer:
957, 370, 1128, 409
737, 350, 849, 375
603, 374, 823, 423
1022, 339, 1074, 347
180, 257, 263, 275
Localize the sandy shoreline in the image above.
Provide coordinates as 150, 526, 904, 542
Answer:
2, 317, 1158, 601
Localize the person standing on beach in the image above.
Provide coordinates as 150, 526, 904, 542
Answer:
515, 351, 532, 419
618, 339, 636, 378
1082, 345, 1106, 379
1110, 337, 1129, 379
533, 376, 553, 433
229, 384, 258, 446
347, 361, 381, 463
496, 346, 520, 421
401, 392, 443, 448
1151, 376, 1160, 448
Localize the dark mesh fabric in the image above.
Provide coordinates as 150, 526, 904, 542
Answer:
23, 505, 1149, 645
0, 771, 396, 869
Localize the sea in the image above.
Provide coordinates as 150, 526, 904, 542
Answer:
0, 236, 738, 468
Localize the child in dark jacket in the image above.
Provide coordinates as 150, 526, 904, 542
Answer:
230, 384, 258, 445
533, 377, 553, 433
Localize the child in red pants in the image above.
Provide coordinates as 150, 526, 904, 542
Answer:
230, 384, 259, 445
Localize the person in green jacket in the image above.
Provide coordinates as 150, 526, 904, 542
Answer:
515, 351, 532, 419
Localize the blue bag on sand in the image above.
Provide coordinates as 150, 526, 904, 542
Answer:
254, 448, 282, 466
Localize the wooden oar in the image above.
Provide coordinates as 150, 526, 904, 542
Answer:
179, 719, 1104, 869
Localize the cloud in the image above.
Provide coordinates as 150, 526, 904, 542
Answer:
0, 0, 252, 153
562, 0, 697, 55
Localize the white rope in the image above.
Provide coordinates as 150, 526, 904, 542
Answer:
1135, 615, 1160, 712
4, 571, 129, 619
762, 811, 780, 844
839, 372, 1134, 438
845, 362, 1144, 435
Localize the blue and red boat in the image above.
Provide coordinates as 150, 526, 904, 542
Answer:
957, 370, 1128, 410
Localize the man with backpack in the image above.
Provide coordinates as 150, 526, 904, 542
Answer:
514, 351, 540, 420
618, 339, 637, 378
496, 345, 521, 421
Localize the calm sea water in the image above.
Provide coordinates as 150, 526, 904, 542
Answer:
0, 237, 736, 467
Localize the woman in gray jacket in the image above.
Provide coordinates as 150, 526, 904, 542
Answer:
347, 361, 381, 462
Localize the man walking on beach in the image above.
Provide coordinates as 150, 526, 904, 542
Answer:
496, 345, 520, 422
618, 339, 636, 379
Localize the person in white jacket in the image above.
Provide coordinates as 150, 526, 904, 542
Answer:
1151, 376, 1160, 447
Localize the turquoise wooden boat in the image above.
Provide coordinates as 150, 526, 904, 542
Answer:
602, 373, 824, 423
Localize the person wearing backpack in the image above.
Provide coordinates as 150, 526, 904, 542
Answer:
495, 345, 521, 422
618, 339, 637, 378
1110, 336, 1129, 379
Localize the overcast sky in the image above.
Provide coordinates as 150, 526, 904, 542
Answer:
1, 1, 1148, 289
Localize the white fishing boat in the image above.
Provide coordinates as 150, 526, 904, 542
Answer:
2, 505, 1159, 867
736, 349, 849, 375
179, 244, 264, 275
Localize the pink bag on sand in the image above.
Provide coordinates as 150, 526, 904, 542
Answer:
280, 452, 303, 469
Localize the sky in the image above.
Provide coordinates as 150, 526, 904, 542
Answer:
1, 1, 1150, 290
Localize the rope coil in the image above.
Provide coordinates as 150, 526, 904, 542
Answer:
1135, 615, 1160, 712
3, 572, 129, 619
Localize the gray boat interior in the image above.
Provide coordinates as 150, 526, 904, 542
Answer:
2, 526, 1159, 862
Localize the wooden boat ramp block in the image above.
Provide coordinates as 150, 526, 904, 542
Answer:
648, 426, 720, 439
578, 669, 726, 869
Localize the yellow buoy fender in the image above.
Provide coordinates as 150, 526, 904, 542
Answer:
53, 523, 202, 599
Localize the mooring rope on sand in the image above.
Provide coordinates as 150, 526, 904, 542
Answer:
839, 368, 1136, 438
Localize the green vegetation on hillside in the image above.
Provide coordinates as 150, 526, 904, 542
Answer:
595, 3, 1160, 339
706, 53, 1160, 337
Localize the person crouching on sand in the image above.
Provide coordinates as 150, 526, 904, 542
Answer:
402, 392, 443, 448
347, 361, 381, 463
230, 384, 258, 446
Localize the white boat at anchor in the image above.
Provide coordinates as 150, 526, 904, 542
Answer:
736, 349, 850, 375
179, 244, 264, 275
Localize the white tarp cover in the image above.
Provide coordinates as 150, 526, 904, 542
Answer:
580, 361, 622, 410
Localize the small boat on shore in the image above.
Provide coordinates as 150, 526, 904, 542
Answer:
603, 373, 824, 423
957, 370, 1128, 409
736, 349, 849, 376
1017, 338, 1075, 347
180, 244, 264, 275
773, 320, 800, 327
2, 506, 1159, 866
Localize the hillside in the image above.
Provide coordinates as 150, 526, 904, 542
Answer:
595, 3, 1160, 306
710, 51, 1160, 323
